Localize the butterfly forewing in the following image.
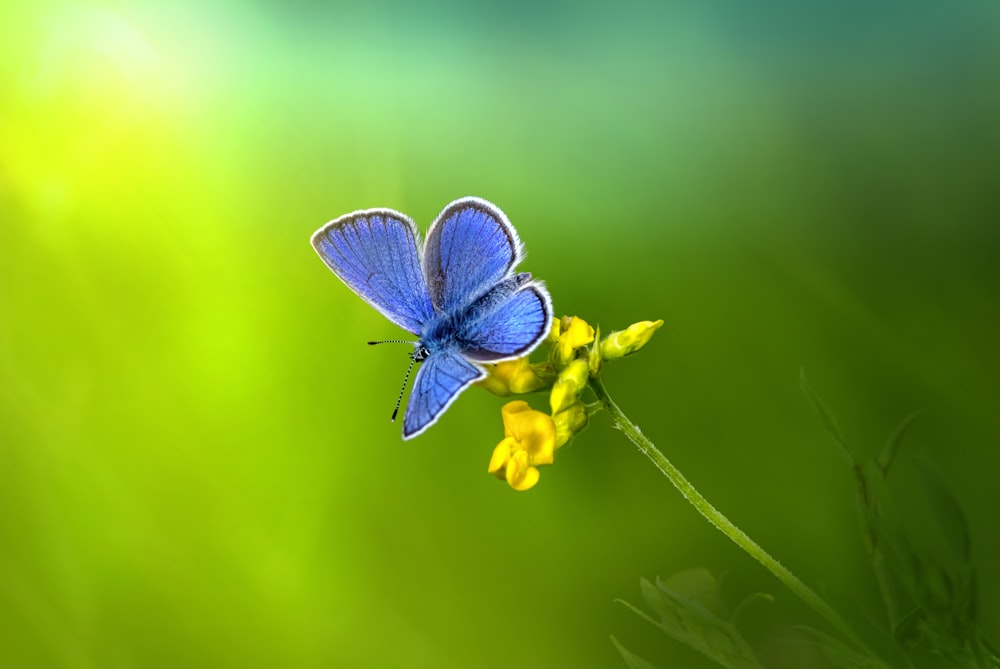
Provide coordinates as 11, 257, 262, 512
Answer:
422, 197, 523, 314
403, 350, 485, 439
311, 210, 434, 334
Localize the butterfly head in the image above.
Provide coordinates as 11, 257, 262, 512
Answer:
411, 344, 430, 362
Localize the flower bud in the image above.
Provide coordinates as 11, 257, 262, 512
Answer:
553, 402, 588, 448
599, 320, 663, 360
550, 359, 589, 414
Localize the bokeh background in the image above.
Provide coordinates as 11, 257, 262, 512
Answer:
2, 1, 999, 667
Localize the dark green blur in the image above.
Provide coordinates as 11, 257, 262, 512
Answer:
2, 1, 999, 667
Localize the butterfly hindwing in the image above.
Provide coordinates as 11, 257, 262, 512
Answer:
422, 197, 523, 314
403, 349, 485, 439
312, 209, 434, 334
456, 276, 553, 362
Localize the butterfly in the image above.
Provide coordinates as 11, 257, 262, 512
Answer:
311, 196, 553, 439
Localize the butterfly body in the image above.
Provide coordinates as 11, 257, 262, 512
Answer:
312, 197, 552, 439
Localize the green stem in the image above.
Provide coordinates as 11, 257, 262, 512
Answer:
590, 374, 874, 656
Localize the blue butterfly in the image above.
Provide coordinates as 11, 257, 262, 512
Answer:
311, 196, 553, 439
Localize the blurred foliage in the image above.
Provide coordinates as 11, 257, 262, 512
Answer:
617, 569, 765, 669
2, 1, 1000, 667
617, 379, 999, 668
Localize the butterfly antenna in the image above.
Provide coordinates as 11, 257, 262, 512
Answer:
391, 355, 420, 422
368, 339, 415, 346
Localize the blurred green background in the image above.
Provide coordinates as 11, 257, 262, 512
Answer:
2, 1, 999, 667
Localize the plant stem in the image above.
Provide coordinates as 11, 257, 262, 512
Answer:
590, 375, 875, 656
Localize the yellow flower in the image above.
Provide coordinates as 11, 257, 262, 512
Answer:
477, 357, 547, 396
553, 316, 595, 367
488, 401, 556, 491
483, 315, 665, 490
550, 359, 589, 414
599, 320, 664, 360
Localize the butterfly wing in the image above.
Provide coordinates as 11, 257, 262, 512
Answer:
422, 197, 523, 314
403, 349, 485, 440
456, 276, 552, 362
312, 209, 434, 334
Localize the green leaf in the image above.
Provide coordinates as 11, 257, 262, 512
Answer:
799, 369, 855, 464
610, 636, 662, 669
914, 456, 972, 565
661, 568, 725, 616
880, 456, 982, 659
616, 596, 665, 630
913, 458, 979, 647
627, 573, 764, 669
797, 626, 893, 669
876, 411, 919, 476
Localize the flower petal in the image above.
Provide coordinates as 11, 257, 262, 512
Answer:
506, 451, 540, 491
488, 437, 515, 473
510, 466, 540, 491
554, 316, 595, 367
479, 358, 547, 396
500, 400, 533, 436
508, 410, 556, 463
